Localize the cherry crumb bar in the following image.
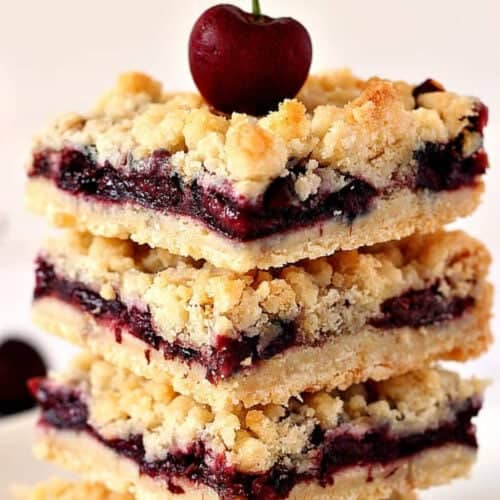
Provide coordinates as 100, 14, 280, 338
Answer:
31, 354, 485, 500
32, 229, 492, 410
26, 70, 489, 272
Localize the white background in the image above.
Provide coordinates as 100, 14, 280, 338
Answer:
0, 0, 499, 495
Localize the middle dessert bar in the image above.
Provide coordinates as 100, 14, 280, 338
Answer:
32, 229, 492, 409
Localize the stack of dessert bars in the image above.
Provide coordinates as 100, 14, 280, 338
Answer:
23, 70, 492, 499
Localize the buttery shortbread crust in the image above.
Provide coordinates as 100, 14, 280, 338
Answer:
27, 178, 483, 273
14, 479, 417, 500
13, 479, 133, 500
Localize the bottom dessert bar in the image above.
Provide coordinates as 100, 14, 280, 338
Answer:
31, 354, 485, 500
14, 479, 417, 500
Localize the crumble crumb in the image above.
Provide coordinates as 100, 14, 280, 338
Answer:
32, 69, 484, 200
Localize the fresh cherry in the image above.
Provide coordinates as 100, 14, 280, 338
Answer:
0, 337, 47, 415
189, 1, 312, 115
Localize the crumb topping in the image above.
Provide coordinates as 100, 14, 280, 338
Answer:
54, 353, 486, 473
32, 69, 484, 199
41, 230, 490, 347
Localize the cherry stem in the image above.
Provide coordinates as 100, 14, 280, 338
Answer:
252, 0, 261, 16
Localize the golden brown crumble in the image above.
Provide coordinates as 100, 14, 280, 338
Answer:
53, 353, 485, 474
40, 229, 490, 347
31, 69, 483, 199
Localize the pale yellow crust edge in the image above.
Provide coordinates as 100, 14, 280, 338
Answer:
32, 284, 493, 410
34, 427, 475, 500
12, 479, 134, 500
13, 480, 418, 500
26, 178, 484, 272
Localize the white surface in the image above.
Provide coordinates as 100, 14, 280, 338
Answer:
0, 0, 499, 496
0, 408, 499, 499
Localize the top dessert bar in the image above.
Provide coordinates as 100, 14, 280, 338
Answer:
26, 70, 489, 271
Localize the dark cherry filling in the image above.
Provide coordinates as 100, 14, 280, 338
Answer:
34, 260, 474, 383
32, 381, 480, 500
28, 109, 487, 243
29, 147, 377, 241
34, 259, 296, 383
415, 137, 488, 192
28, 378, 88, 430
370, 282, 475, 329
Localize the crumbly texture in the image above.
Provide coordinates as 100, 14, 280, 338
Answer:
26, 178, 484, 272
38, 229, 490, 349
32, 284, 492, 410
47, 354, 485, 474
35, 429, 475, 500
13, 479, 133, 500
31, 70, 484, 199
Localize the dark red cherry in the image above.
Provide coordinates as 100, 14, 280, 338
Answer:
189, 2, 312, 115
0, 337, 47, 415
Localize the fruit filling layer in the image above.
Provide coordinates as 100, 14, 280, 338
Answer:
29, 147, 380, 241
34, 258, 475, 383
28, 136, 487, 241
32, 366, 482, 500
